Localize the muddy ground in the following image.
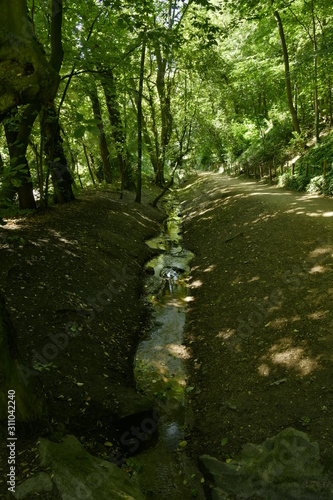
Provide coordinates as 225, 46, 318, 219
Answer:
179, 173, 333, 480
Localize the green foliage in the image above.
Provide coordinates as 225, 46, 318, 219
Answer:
2, 0, 333, 202
295, 131, 333, 169
306, 173, 333, 195
236, 112, 292, 169
278, 172, 310, 192
276, 130, 333, 195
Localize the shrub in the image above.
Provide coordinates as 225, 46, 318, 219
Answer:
278, 172, 310, 192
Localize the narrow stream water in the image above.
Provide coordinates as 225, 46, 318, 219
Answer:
132, 195, 204, 499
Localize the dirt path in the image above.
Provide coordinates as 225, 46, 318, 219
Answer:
179, 173, 333, 472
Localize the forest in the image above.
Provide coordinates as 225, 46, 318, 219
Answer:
1, 1, 333, 499
1, 0, 333, 210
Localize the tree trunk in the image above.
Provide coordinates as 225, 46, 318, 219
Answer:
40, 0, 74, 204
3, 105, 39, 209
83, 142, 96, 185
329, 76, 333, 127
147, 81, 161, 176
88, 83, 112, 183
0, 295, 45, 422
273, 9, 301, 135
89, 152, 102, 183
101, 70, 135, 191
130, 90, 159, 178
155, 161, 165, 187
43, 103, 75, 204
311, 0, 320, 142
154, 45, 173, 186
135, 37, 146, 204
0, 0, 59, 115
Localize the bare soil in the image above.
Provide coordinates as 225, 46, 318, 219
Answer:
0, 186, 164, 499
179, 173, 333, 477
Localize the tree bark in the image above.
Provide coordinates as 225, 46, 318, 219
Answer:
273, 9, 301, 135
101, 70, 135, 191
311, 0, 320, 141
154, 44, 173, 186
83, 142, 96, 185
3, 105, 39, 209
135, 37, 146, 204
0, 0, 59, 115
329, 76, 333, 127
43, 103, 75, 204
42, 0, 75, 204
88, 83, 112, 183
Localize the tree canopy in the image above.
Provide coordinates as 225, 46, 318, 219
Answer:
1, 0, 333, 211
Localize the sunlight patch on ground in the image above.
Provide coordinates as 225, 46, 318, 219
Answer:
1, 221, 22, 230
167, 343, 190, 360
309, 265, 326, 274
216, 328, 236, 340
247, 276, 260, 283
48, 229, 77, 245
262, 340, 319, 376
258, 364, 270, 376
251, 212, 279, 224
189, 280, 203, 289
203, 265, 216, 272
309, 247, 332, 258
248, 191, 290, 197
308, 310, 329, 320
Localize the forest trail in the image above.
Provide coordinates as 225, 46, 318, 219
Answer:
179, 173, 333, 475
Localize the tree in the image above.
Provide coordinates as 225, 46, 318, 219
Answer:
271, 2, 301, 135
101, 69, 135, 191
0, 0, 59, 115
0, 0, 75, 207
0, 0, 59, 208
135, 34, 146, 203
42, 0, 75, 204
88, 81, 112, 183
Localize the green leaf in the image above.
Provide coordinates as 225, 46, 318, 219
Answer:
186, 386, 195, 393
11, 179, 22, 187
73, 125, 86, 139
221, 437, 228, 446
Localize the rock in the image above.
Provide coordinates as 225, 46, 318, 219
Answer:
13, 472, 53, 499
37, 434, 145, 500
200, 427, 333, 499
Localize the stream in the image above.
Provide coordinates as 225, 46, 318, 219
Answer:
132, 195, 205, 499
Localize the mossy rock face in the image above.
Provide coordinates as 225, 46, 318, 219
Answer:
200, 428, 333, 499
13, 472, 53, 499
34, 435, 145, 500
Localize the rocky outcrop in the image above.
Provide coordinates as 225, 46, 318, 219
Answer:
14, 435, 145, 499
200, 427, 333, 499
